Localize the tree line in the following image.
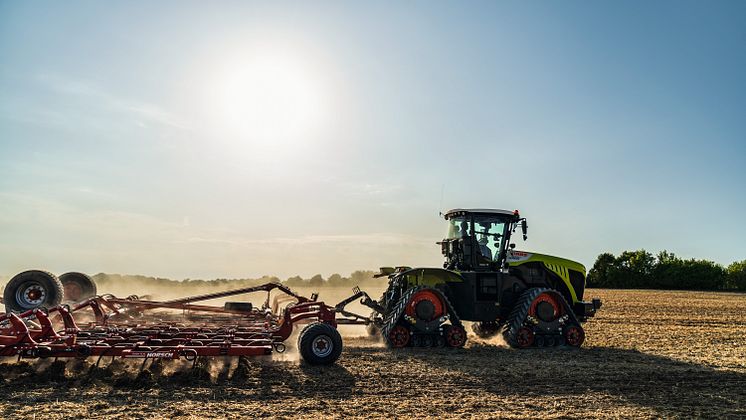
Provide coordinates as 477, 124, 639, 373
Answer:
92, 270, 381, 291
587, 250, 746, 291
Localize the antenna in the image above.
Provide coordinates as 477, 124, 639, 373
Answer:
438, 183, 445, 216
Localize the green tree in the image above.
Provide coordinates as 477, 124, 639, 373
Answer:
350, 270, 375, 285
616, 250, 655, 288
309, 274, 324, 287
727, 260, 746, 291
285, 275, 304, 287
587, 252, 616, 288
327, 273, 345, 287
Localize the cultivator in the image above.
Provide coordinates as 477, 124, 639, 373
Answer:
0, 283, 367, 365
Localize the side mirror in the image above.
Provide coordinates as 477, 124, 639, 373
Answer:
521, 220, 528, 240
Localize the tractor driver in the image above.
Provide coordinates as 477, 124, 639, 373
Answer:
459, 220, 470, 238
478, 235, 493, 261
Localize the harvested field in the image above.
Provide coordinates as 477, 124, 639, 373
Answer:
1, 288, 745, 419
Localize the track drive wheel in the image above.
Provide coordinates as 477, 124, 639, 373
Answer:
298, 322, 343, 365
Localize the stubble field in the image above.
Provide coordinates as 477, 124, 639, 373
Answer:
1, 288, 745, 419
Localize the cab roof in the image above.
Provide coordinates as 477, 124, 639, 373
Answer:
444, 208, 517, 218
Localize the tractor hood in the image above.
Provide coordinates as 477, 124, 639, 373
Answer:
506, 250, 586, 274
507, 250, 587, 304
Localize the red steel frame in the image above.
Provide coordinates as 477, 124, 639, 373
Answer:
0, 283, 365, 362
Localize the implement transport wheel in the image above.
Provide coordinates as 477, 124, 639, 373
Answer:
59, 272, 97, 302
388, 325, 410, 348
3, 270, 64, 312
564, 325, 585, 347
298, 322, 343, 365
515, 327, 535, 348
444, 325, 467, 348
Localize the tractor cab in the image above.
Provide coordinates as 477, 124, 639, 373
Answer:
441, 208, 527, 272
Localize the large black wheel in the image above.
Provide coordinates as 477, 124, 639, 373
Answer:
3, 270, 64, 312
298, 322, 343, 365
59, 272, 97, 302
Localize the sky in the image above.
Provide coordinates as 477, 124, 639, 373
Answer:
0, 1, 744, 280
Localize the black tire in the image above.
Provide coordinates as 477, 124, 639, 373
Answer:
59, 272, 97, 302
3, 270, 64, 312
297, 322, 343, 365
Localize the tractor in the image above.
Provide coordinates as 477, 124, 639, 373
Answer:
359, 208, 601, 348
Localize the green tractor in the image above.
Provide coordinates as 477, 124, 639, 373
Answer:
360, 208, 601, 349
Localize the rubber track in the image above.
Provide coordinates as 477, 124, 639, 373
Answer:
381, 286, 461, 347
503, 288, 582, 348
381, 286, 420, 347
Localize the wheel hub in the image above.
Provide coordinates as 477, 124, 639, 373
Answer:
311, 335, 333, 357
536, 301, 556, 322
17, 282, 46, 309
415, 300, 435, 321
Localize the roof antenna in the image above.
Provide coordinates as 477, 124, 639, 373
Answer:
438, 183, 445, 217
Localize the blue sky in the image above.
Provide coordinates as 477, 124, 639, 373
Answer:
1, 1, 744, 279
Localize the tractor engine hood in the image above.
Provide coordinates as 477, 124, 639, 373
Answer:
506, 250, 586, 275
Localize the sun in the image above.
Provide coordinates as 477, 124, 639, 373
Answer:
210, 49, 329, 150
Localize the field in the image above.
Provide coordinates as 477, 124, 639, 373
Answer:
1, 288, 745, 419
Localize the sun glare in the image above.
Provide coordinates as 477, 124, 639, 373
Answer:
210, 50, 329, 150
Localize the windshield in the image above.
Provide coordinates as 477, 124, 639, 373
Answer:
474, 216, 507, 262
445, 215, 507, 262
445, 216, 470, 239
